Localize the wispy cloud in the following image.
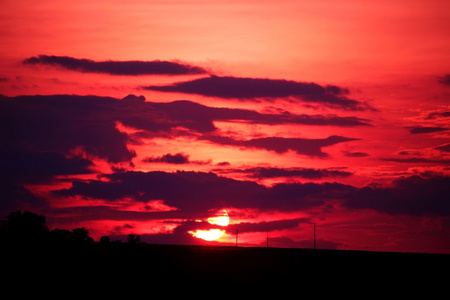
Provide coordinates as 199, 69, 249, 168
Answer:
200, 134, 358, 157
215, 166, 353, 179
408, 126, 448, 134
23, 55, 208, 76
143, 152, 210, 165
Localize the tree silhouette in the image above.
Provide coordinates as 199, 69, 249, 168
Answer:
0, 210, 49, 243
127, 233, 141, 244
0, 210, 96, 246
100, 235, 110, 244
50, 228, 72, 244
71, 227, 93, 244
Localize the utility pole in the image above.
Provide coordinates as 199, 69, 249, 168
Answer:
266, 233, 269, 248
314, 224, 316, 250
236, 229, 238, 247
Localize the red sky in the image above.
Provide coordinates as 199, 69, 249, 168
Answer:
1, 0, 449, 254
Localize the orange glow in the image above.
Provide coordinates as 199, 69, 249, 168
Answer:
207, 209, 229, 226
189, 209, 229, 241
189, 229, 226, 241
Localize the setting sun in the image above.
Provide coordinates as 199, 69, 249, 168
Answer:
189, 209, 230, 241
189, 229, 226, 241
207, 209, 230, 226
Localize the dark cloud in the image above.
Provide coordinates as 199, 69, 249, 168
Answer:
215, 167, 353, 179
0, 181, 47, 217
144, 153, 190, 164
408, 126, 448, 134
0, 95, 135, 163
0, 94, 365, 164
385, 157, 450, 164
23, 55, 208, 75
435, 143, 450, 153
346, 174, 450, 216
52, 171, 450, 228
226, 218, 308, 234
0, 151, 94, 184
344, 151, 370, 157
144, 75, 373, 111
143, 152, 210, 165
439, 74, 450, 86
425, 111, 450, 120
54, 171, 355, 215
200, 135, 358, 157
149, 99, 371, 128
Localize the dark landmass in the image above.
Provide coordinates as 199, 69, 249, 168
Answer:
3, 242, 449, 290
2, 211, 449, 295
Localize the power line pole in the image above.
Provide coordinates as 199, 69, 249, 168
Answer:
266, 233, 269, 248
236, 229, 238, 247
314, 224, 316, 250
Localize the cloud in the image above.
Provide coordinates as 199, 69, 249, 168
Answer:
52, 170, 450, 231
439, 74, 450, 85
151, 99, 371, 128
1, 94, 366, 164
143, 152, 210, 165
0, 95, 135, 163
226, 218, 308, 234
144, 75, 373, 111
385, 157, 450, 164
0, 151, 94, 184
345, 174, 450, 216
199, 135, 358, 157
344, 151, 370, 157
408, 126, 448, 134
23, 55, 208, 75
53, 170, 355, 215
435, 143, 450, 153
425, 111, 450, 120
144, 153, 190, 164
215, 167, 353, 179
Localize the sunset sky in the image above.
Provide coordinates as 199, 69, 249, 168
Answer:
1, 0, 449, 254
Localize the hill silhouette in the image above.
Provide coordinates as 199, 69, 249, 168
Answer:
2, 210, 449, 293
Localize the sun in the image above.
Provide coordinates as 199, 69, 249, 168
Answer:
206, 209, 229, 226
189, 209, 230, 241
189, 229, 225, 241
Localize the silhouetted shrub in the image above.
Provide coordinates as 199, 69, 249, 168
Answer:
0, 210, 49, 244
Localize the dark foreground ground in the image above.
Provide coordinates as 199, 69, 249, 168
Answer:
3, 243, 449, 295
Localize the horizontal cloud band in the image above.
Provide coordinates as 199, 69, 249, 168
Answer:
144, 75, 373, 111
23, 55, 207, 75
199, 134, 358, 157
0, 94, 366, 163
54, 171, 450, 217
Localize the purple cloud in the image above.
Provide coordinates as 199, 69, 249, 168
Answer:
346, 174, 450, 216
408, 126, 448, 134
23, 55, 208, 75
144, 75, 373, 111
215, 167, 353, 179
200, 135, 358, 157
53, 171, 355, 215
435, 143, 450, 153
425, 111, 450, 120
143, 152, 210, 165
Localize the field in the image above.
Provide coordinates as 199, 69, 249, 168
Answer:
5, 242, 449, 294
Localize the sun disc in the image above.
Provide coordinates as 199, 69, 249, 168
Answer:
207, 209, 229, 226
189, 229, 225, 241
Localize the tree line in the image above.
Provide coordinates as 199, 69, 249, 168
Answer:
0, 210, 140, 246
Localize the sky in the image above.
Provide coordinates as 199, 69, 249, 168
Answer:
1, 0, 449, 254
